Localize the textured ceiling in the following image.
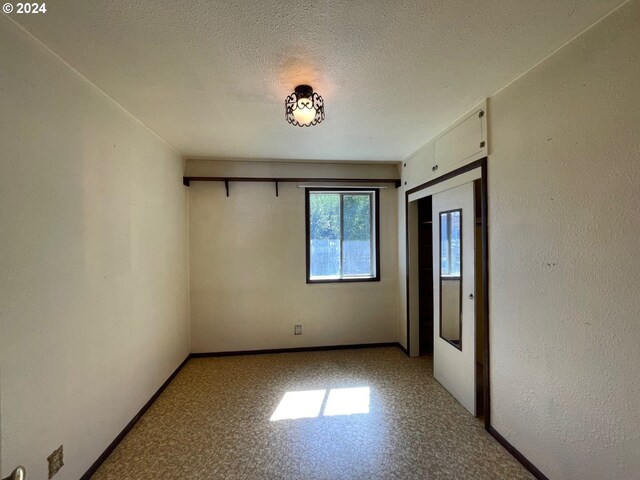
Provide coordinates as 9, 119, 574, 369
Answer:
12, 0, 624, 161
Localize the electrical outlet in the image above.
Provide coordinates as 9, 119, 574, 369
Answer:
48, 445, 64, 479
294, 324, 302, 335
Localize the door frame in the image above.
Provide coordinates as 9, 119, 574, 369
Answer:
404, 157, 490, 429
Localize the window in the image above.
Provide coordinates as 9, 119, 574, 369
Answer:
440, 209, 461, 277
305, 188, 380, 283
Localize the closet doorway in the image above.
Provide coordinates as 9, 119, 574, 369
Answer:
406, 158, 488, 421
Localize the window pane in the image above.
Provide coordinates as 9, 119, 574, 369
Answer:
342, 194, 372, 276
440, 213, 449, 275
450, 211, 461, 276
440, 211, 461, 277
309, 193, 341, 277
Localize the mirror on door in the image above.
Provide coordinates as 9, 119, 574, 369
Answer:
439, 209, 462, 349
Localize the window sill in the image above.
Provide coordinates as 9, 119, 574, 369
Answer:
307, 276, 380, 284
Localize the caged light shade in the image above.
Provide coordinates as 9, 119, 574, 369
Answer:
285, 85, 325, 127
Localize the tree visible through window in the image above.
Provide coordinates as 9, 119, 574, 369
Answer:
306, 189, 380, 282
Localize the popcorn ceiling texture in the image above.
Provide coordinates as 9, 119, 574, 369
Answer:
91, 348, 534, 479
13, 0, 624, 161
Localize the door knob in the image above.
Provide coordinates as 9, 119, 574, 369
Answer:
469, 293, 474, 300
2, 467, 26, 480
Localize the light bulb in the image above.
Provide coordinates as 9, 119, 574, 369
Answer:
292, 98, 316, 125
286, 85, 324, 127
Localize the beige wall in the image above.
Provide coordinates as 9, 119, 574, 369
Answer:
186, 158, 400, 179
0, 17, 190, 480
488, 2, 640, 478
188, 160, 399, 353
399, 1, 639, 478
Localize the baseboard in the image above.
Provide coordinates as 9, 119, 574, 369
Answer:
396, 343, 409, 356
190, 342, 401, 358
80, 354, 191, 480
487, 426, 550, 480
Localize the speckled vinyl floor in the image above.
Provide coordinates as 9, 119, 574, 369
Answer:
92, 347, 534, 479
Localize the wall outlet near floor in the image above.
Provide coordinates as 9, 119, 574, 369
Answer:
48, 445, 64, 478
294, 324, 303, 335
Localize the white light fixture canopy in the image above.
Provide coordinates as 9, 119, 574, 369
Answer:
285, 85, 325, 127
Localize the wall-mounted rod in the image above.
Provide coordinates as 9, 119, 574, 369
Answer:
183, 177, 401, 187
296, 184, 388, 189
182, 176, 401, 197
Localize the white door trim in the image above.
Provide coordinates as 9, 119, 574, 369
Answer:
408, 167, 480, 203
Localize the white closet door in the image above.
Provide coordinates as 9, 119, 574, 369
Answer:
432, 181, 477, 415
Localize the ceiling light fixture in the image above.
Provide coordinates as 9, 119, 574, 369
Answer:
285, 85, 324, 127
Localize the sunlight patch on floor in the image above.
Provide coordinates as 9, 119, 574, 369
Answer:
324, 387, 370, 416
269, 389, 327, 421
270, 387, 370, 421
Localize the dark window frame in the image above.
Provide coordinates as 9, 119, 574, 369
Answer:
305, 187, 381, 284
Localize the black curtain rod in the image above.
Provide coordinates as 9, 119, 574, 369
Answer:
183, 176, 401, 188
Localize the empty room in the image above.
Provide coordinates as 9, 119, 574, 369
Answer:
1, 1, 638, 479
